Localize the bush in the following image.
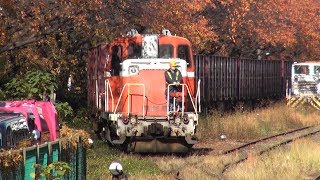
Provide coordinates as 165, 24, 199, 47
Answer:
55, 101, 74, 122
3, 70, 57, 100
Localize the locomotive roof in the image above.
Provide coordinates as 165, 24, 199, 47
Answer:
111, 33, 190, 42
88, 29, 191, 50
293, 61, 320, 65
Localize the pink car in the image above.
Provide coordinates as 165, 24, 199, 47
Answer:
0, 100, 59, 148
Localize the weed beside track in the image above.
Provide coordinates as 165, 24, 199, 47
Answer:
87, 103, 320, 179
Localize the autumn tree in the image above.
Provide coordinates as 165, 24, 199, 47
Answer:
0, 0, 319, 103
206, 0, 320, 60
253, 0, 320, 60
0, 0, 111, 105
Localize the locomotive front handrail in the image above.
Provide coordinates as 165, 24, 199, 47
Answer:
195, 79, 201, 113
166, 84, 197, 117
96, 79, 99, 109
105, 79, 114, 112
113, 83, 146, 117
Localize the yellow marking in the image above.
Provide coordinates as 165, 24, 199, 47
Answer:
291, 97, 304, 107
310, 100, 320, 110
288, 96, 320, 111
167, 71, 172, 80
312, 96, 320, 107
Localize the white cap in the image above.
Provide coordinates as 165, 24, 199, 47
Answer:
32, 129, 41, 140
109, 162, 123, 176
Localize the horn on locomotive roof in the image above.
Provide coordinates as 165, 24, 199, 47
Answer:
162, 29, 171, 36
126, 29, 139, 36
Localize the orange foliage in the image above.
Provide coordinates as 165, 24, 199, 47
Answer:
205, 0, 319, 59
0, 0, 318, 64
253, 0, 320, 60
139, 0, 218, 52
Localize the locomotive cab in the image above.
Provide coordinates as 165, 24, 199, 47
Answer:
88, 29, 200, 152
291, 62, 320, 96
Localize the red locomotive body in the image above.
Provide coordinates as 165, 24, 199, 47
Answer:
87, 29, 200, 152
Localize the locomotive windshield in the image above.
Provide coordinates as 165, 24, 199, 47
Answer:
159, 45, 173, 58
314, 66, 320, 75
294, 65, 309, 75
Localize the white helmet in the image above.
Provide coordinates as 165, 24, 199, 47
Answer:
109, 162, 123, 176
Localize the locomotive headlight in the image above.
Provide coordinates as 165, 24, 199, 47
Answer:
294, 75, 299, 82
313, 76, 318, 81
130, 116, 137, 124
183, 115, 189, 124
121, 117, 129, 125
128, 65, 139, 75
175, 116, 181, 124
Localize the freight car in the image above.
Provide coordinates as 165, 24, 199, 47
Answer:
87, 29, 291, 153
195, 55, 292, 112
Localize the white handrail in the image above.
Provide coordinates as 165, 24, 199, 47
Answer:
95, 80, 99, 109
105, 80, 114, 112
166, 84, 198, 117
113, 83, 146, 117
196, 79, 201, 113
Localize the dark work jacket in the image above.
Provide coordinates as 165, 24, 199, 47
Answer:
165, 69, 182, 92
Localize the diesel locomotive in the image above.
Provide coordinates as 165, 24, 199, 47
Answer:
87, 29, 199, 152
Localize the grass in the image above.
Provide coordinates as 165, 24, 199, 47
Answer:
197, 102, 320, 141
86, 140, 161, 180
225, 138, 320, 179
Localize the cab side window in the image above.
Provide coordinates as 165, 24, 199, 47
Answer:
177, 45, 190, 66
111, 45, 122, 76
128, 43, 142, 59
314, 66, 320, 75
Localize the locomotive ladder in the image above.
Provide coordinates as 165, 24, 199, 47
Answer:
166, 83, 198, 118
113, 83, 146, 117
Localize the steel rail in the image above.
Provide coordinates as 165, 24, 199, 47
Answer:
222, 125, 313, 155
221, 125, 320, 174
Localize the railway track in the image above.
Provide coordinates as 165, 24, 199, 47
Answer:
157, 125, 320, 179
221, 125, 320, 174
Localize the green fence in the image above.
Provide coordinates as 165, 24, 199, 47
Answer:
0, 138, 86, 180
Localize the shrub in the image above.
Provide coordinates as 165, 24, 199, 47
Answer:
3, 70, 57, 100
